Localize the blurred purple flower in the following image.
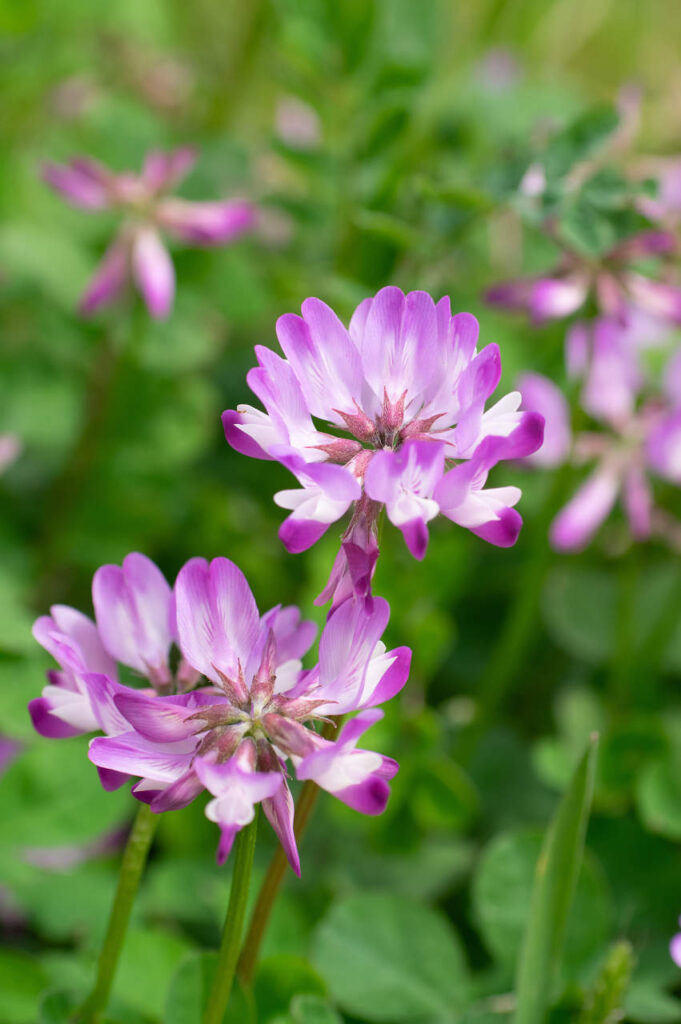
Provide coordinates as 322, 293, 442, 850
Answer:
671, 918, 681, 967
87, 557, 410, 871
486, 231, 681, 327
42, 148, 255, 318
275, 96, 321, 149
0, 736, 22, 775
0, 434, 22, 474
223, 287, 544, 605
517, 372, 571, 468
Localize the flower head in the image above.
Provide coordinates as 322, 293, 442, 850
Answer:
520, 353, 681, 552
485, 231, 681, 328
43, 148, 255, 318
224, 287, 543, 605
32, 555, 410, 873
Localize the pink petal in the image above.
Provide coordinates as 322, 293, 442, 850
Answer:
175, 557, 262, 688
157, 198, 255, 245
518, 372, 571, 468
42, 158, 112, 209
79, 237, 129, 316
550, 466, 620, 551
132, 227, 175, 319
92, 553, 174, 682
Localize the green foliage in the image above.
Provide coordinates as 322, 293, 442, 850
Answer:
313, 891, 470, 1022
513, 737, 599, 1024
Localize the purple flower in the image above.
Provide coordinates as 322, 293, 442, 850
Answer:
87, 557, 409, 872
671, 918, 681, 967
223, 288, 544, 603
42, 148, 255, 318
0, 434, 21, 474
517, 373, 571, 468
485, 231, 681, 327
28, 553, 194, 742
549, 385, 681, 552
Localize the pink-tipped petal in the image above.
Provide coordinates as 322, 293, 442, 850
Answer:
79, 237, 129, 316
550, 466, 620, 551
157, 198, 255, 245
518, 373, 571, 468
132, 227, 175, 319
42, 158, 112, 209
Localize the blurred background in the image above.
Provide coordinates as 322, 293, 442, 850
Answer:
3, 1, 681, 1021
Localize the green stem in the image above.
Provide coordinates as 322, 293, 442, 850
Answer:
238, 778, 320, 986
77, 803, 158, 1023
238, 718, 339, 986
204, 817, 258, 1024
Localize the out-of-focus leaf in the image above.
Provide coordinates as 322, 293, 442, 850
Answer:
411, 757, 479, 831
254, 955, 326, 1023
472, 828, 611, 977
513, 736, 599, 1024
0, 223, 91, 309
636, 757, 681, 841
165, 951, 255, 1024
542, 568, 616, 664
313, 891, 469, 1022
290, 994, 343, 1024
578, 940, 634, 1024
112, 927, 194, 1019
0, 948, 48, 1023
542, 106, 619, 182
625, 982, 681, 1024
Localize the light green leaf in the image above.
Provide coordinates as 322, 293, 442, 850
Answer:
513, 735, 599, 1024
313, 891, 469, 1022
164, 952, 255, 1024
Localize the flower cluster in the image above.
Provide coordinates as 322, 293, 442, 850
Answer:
224, 287, 544, 605
486, 131, 681, 552
31, 553, 409, 872
43, 148, 254, 318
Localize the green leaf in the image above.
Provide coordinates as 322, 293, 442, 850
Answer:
0, 948, 48, 1022
626, 982, 681, 1024
636, 757, 681, 841
513, 735, 599, 1024
110, 926, 193, 1019
313, 891, 470, 1022
290, 994, 343, 1024
254, 955, 326, 1022
472, 830, 611, 976
411, 758, 480, 831
164, 951, 255, 1024
542, 106, 619, 182
578, 941, 634, 1024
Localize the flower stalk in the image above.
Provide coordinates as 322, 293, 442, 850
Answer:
204, 815, 258, 1024
77, 802, 158, 1023
238, 777, 319, 986
238, 717, 339, 985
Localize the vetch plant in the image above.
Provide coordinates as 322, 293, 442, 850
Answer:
29, 553, 409, 1021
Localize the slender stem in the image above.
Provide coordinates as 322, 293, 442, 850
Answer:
237, 778, 320, 986
77, 803, 157, 1023
238, 718, 339, 986
203, 817, 258, 1024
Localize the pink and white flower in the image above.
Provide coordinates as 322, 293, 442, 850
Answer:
42, 148, 254, 318
36, 556, 410, 872
485, 231, 681, 328
223, 288, 544, 604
